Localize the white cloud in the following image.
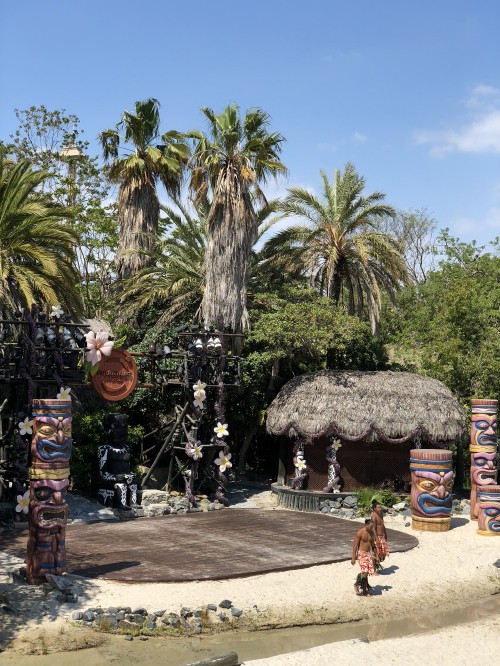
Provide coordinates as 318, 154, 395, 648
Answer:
353, 132, 367, 143
416, 85, 500, 157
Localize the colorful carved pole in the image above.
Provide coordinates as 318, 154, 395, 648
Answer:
477, 485, 500, 536
470, 399, 498, 521
27, 399, 72, 584
410, 449, 454, 532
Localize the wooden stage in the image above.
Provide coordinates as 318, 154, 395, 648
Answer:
0, 509, 418, 582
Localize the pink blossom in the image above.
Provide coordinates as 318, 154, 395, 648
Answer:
85, 331, 114, 366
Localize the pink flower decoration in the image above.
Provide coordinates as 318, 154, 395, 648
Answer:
85, 331, 114, 366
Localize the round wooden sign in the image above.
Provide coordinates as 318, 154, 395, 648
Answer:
90, 348, 138, 401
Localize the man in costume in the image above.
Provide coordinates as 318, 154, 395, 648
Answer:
371, 500, 389, 566
351, 518, 379, 595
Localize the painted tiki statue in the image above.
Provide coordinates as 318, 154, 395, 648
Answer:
27, 399, 72, 584
410, 449, 454, 532
469, 399, 498, 521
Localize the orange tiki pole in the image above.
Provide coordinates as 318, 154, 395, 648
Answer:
469, 399, 498, 521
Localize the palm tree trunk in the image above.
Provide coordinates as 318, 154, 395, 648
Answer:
201, 168, 257, 338
117, 180, 159, 281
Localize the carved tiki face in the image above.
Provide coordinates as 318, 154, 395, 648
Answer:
29, 479, 69, 530
471, 451, 498, 488
470, 405, 497, 452
31, 413, 72, 465
477, 487, 500, 534
410, 451, 454, 519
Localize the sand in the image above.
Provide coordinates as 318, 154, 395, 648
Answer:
1, 495, 500, 663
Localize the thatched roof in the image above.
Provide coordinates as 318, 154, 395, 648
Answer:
266, 370, 465, 446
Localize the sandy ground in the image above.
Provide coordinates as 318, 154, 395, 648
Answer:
1, 492, 500, 663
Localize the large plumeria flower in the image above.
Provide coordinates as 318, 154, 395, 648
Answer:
192, 444, 203, 460
85, 331, 114, 366
295, 456, 307, 472
51, 304, 64, 319
214, 422, 229, 438
57, 386, 72, 400
193, 389, 206, 401
192, 380, 207, 393
214, 450, 232, 472
16, 491, 29, 514
193, 396, 206, 409
18, 417, 33, 435
332, 438, 342, 452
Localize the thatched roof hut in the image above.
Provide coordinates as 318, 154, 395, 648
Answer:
267, 370, 465, 446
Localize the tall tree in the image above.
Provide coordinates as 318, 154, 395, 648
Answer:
99, 98, 188, 282
7, 106, 117, 317
263, 163, 409, 333
0, 153, 82, 314
188, 104, 287, 334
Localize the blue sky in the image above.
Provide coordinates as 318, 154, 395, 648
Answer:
2, 0, 499, 247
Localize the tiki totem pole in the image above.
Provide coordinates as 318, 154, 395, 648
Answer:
469, 399, 498, 520
97, 413, 138, 509
410, 449, 454, 532
27, 399, 72, 584
476, 485, 500, 536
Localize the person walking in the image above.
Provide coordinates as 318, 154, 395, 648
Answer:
351, 518, 379, 595
371, 500, 389, 566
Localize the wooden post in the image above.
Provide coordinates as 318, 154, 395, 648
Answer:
277, 440, 287, 486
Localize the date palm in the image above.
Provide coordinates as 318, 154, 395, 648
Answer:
188, 104, 287, 334
99, 98, 188, 281
0, 153, 82, 314
262, 163, 409, 332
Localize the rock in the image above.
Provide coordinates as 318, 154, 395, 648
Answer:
181, 607, 193, 618
331, 500, 343, 509
493, 559, 500, 568
119, 620, 139, 630
392, 501, 407, 511
65, 592, 78, 603
124, 635, 133, 641
342, 496, 357, 509
320, 507, 330, 514
330, 507, 339, 514
140, 490, 170, 506
193, 609, 203, 618
231, 607, 243, 618
132, 607, 148, 616
405, 521, 411, 527
106, 606, 119, 615
95, 613, 118, 629
82, 610, 95, 622
461, 505, 470, 516
8, 572, 26, 585
45, 574, 73, 592
170, 617, 181, 629
71, 611, 83, 620
139, 636, 149, 641
219, 599, 232, 609
144, 620, 156, 630
207, 604, 217, 612
153, 609, 166, 617
193, 625, 202, 634
344, 510, 355, 519
218, 612, 228, 622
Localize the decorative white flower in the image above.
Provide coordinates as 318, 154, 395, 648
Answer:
57, 386, 72, 400
214, 450, 232, 472
192, 380, 207, 392
85, 331, 114, 366
192, 444, 203, 460
214, 422, 229, 438
18, 417, 34, 436
295, 456, 307, 471
193, 389, 206, 401
193, 396, 206, 409
332, 438, 342, 452
51, 304, 64, 319
16, 491, 30, 514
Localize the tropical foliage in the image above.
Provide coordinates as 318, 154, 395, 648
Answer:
188, 103, 287, 333
262, 163, 409, 332
99, 98, 188, 281
0, 153, 82, 314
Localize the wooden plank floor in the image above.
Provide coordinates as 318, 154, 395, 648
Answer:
0, 509, 418, 582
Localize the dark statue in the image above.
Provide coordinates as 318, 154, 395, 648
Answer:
97, 414, 139, 509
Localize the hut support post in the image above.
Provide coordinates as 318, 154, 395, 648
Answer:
277, 440, 287, 486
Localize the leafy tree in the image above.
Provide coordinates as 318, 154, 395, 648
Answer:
377, 208, 437, 283
7, 106, 117, 317
383, 232, 500, 402
187, 104, 287, 334
262, 163, 409, 333
99, 98, 188, 281
0, 153, 83, 314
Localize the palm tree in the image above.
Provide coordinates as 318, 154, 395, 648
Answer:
120, 197, 284, 328
99, 98, 188, 282
0, 153, 83, 314
187, 103, 287, 334
262, 163, 409, 333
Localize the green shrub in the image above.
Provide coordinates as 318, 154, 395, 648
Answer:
355, 487, 401, 514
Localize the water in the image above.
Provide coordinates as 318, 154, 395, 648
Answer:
1, 594, 499, 666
